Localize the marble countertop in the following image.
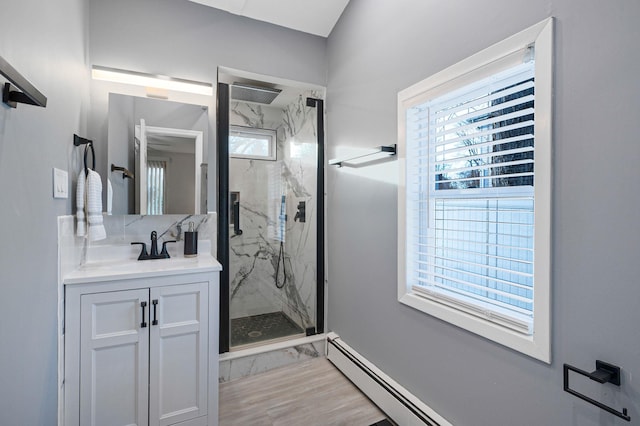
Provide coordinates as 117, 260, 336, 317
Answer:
63, 253, 222, 285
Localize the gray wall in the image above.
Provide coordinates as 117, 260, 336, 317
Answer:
0, 0, 89, 424
88, 0, 328, 212
326, 1, 640, 425
107, 93, 134, 213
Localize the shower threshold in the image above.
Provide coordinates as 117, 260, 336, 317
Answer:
230, 311, 305, 349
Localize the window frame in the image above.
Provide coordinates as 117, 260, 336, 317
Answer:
397, 18, 553, 362
229, 125, 277, 161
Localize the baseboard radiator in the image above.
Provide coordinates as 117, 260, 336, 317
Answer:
326, 332, 452, 426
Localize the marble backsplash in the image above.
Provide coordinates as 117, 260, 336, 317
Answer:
58, 213, 217, 272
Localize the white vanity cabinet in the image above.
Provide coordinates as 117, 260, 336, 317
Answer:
63, 259, 220, 426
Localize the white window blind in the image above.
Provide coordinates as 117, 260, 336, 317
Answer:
405, 61, 536, 334
147, 159, 166, 215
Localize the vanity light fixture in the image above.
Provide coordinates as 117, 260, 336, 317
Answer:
91, 65, 213, 96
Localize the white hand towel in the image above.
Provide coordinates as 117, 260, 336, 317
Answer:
107, 177, 113, 215
76, 171, 86, 237
86, 169, 107, 241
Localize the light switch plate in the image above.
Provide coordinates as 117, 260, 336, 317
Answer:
53, 168, 68, 199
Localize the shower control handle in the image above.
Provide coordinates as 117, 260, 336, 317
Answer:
233, 201, 243, 235
294, 201, 306, 223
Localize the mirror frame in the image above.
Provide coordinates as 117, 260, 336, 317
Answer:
135, 120, 204, 215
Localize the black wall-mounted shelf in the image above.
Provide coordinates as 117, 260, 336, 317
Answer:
1, 55, 47, 108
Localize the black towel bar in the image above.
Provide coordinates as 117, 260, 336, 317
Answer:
1, 55, 47, 108
563, 361, 630, 422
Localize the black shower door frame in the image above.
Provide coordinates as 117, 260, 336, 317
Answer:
216, 82, 325, 353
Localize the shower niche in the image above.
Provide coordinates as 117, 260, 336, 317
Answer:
218, 68, 325, 351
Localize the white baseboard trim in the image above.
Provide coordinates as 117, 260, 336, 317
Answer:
326, 332, 452, 426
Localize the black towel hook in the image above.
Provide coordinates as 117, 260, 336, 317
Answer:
74, 134, 95, 177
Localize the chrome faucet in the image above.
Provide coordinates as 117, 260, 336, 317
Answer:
131, 231, 176, 260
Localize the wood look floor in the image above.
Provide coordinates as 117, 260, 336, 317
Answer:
219, 357, 388, 426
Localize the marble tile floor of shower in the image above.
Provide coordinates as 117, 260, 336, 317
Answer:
230, 311, 304, 347
219, 357, 390, 426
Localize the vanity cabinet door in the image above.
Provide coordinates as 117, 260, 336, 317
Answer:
149, 282, 209, 426
80, 289, 150, 426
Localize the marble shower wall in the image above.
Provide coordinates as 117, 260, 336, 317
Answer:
228, 92, 320, 333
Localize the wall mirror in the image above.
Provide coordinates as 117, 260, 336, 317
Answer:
107, 93, 209, 215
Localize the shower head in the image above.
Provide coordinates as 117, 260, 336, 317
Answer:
231, 82, 282, 105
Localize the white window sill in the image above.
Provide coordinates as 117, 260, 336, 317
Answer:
399, 290, 550, 363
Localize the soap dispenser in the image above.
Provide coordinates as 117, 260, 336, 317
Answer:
184, 222, 198, 257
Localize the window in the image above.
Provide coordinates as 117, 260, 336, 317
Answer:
229, 125, 277, 160
147, 159, 167, 215
398, 19, 552, 362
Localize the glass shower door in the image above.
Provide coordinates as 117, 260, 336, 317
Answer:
222, 80, 321, 349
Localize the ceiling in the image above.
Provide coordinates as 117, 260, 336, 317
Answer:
187, 0, 350, 37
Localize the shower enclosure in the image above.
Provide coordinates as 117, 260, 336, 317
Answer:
217, 70, 325, 352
